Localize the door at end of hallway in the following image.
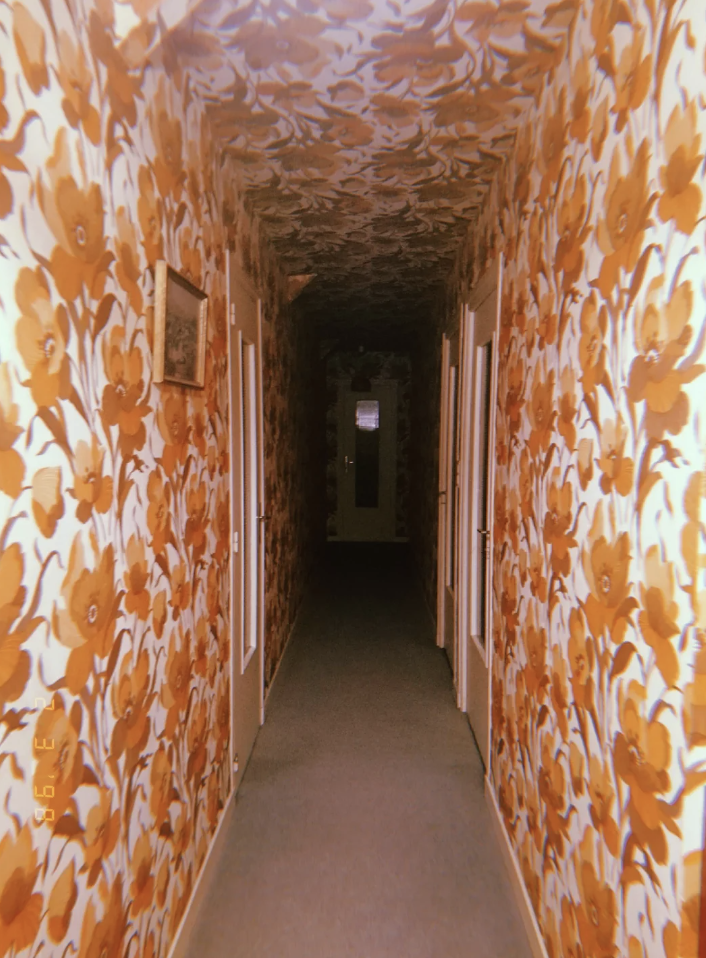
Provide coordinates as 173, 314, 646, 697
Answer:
336, 380, 397, 542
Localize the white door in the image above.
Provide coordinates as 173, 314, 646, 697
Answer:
337, 381, 397, 541
436, 334, 460, 677
228, 257, 265, 793
466, 259, 502, 770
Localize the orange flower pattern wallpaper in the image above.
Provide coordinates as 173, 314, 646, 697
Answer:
1, 0, 705, 954
437, 0, 706, 955
0, 2, 318, 955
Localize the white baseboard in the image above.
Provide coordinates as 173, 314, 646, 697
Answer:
166, 788, 236, 958
484, 777, 550, 958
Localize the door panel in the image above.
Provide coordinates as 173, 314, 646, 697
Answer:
443, 364, 458, 669
228, 257, 264, 794
337, 382, 397, 541
466, 263, 501, 771
437, 334, 460, 681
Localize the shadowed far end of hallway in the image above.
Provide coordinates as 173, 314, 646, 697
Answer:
187, 544, 529, 958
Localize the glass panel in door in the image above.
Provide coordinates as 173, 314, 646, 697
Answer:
354, 400, 380, 508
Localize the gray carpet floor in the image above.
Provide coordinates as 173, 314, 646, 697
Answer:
189, 544, 529, 957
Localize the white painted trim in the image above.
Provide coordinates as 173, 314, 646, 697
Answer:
166, 788, 236, 958
468, 257, 500, 310
454, 304, 473, 712
256, 297, 265, 727
228, 256, 265, 788
226, 252, 242, 782
436, 335, 451, 649
484, 778, 549, 958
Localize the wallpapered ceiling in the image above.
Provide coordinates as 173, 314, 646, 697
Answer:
155, 0, 579, 328
0, 1, 317, 955
439, 0, 706, 955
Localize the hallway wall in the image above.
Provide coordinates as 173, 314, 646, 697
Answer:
409, 301, 448, 616
0, 4, 312, 955
440, 1, 706, 955
263, 301, 322, 688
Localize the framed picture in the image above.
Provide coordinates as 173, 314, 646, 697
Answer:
153, 260, 208, 388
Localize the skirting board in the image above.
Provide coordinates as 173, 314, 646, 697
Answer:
167, 787, 236, 958
484, 777, 550, 958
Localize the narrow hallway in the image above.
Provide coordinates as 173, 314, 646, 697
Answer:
190, 544, 527, 958
2, 0, 706, 954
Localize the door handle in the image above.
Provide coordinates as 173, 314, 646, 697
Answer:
478, 528, 490, 556
344, 455, 354, 473
257, 514, 268, 522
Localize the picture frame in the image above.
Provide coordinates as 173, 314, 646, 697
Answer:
153, 260, 208, 388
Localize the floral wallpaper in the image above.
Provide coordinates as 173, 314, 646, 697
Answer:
142, 0, 579, 330
262, 307, 323, 688
3, 0, 705, 954
439, 0, 706, 955
0, 2, 317, 956
324, 350, 411, 539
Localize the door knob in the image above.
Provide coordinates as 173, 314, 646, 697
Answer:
257, 514, 268, 522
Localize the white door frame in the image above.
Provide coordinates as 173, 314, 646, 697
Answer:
464, 255, 503, 770
227, 254, 265, 796
454, 304, 473, 712
436, 335, 451, 649
437, 324, 470, 706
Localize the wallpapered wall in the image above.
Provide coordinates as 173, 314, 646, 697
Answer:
263, 311, 323, 688
409, 298, 452, 618
0, 4, 316, 957
438, 0, 706, 955
325, 350, 411, 539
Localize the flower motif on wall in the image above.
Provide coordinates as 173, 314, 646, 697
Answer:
657, 99, 703, 234
83, 791, 120, 881
37, 129, 110, 302
71, 435, 114, 522
628, 276, 702, 440
31, 466, 64, 537
47, 860, 78, 943
638, 546, 680, 688
0, 825, 43, 956
32, 696, 83, 820
582, 504, 635, 645
613, 680, 675, 865
14, 268, 70, 408
0, 364, 26, 499
595, 139, 653, 299
53, 536, 119, 693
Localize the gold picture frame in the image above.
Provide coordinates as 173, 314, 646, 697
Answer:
153, 260, 208, 388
